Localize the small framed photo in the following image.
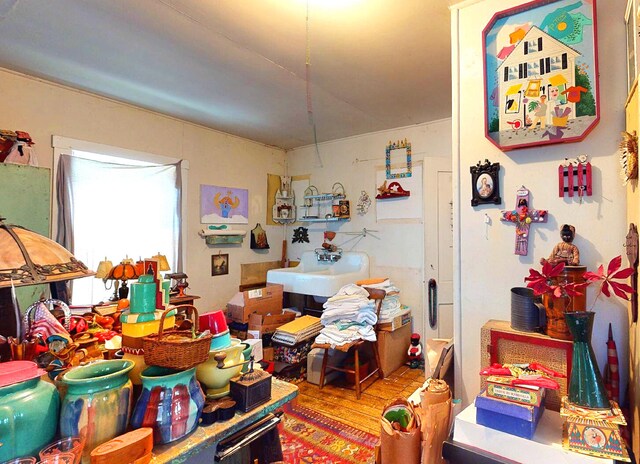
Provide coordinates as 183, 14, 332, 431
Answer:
470, 160, 501, 207
211, 253, 229, 276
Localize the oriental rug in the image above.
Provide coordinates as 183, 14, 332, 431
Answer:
280, 403, 378, 463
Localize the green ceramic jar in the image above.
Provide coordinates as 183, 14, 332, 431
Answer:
0, 362, 60, 461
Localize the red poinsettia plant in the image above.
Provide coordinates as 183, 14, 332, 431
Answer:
524, 256, 634, 309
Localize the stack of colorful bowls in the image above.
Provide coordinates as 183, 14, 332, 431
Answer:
199, 310, 231, 350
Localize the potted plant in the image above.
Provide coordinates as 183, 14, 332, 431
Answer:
524, 256, 634, 409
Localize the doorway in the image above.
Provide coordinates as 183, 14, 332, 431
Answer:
423, 156, 453, 341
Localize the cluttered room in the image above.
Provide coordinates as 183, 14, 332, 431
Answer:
0, 1, 639, 463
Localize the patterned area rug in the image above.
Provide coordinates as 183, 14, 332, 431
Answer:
280, 403, 378, 463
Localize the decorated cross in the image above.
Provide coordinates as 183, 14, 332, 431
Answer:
501, 186, 548, 256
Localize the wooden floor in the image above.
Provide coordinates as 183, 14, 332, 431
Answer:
293, 365, 426, 435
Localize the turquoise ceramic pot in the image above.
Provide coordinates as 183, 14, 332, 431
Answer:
59, 360, 134, 463
0, 372, 59, 461
210, 330, 231, 351
130, 366, 205, 444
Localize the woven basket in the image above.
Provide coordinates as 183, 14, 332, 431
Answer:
143, 305, 212, 370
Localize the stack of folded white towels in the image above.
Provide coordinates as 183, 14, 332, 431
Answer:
363, 278, 401, 322
314, 284, 377, 347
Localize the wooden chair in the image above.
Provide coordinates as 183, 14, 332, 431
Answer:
314, 287, 386, 399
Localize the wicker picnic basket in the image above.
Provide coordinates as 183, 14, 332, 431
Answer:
143, 305, 212, 370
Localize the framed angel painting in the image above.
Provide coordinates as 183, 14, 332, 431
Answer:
483, 0, 599, 151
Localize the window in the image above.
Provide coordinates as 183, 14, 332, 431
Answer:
53, 137, 187, 304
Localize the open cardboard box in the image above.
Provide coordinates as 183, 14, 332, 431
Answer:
226, 284, 284, 323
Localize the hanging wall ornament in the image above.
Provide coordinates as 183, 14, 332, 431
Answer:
250, 223, 270, 249
558, 154, 592, 198
292, 227, 309, 244
500, 186, 548, 256
626, 223, 638, 323
619, 131, 638, 185
356, 191, 371, 215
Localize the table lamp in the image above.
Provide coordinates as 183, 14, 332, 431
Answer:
106, 258, 139, 300
0, 217, 94, 353
151, 252, 170, 272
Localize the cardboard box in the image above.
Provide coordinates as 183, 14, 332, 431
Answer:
247, 311, 296, 335
243, 338, 264, 362
377, 322, 411, 377
475, 391, 544, 439
263, 347, 274, 362
226, 284, 284, 323
486, 376, 545, 407
306, 347, 349, 385
377, 308, 412, 332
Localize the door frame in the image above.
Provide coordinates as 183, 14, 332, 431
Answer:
423, 156, 454, 377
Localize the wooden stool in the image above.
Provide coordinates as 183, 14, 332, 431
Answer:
313, 287, 386, 399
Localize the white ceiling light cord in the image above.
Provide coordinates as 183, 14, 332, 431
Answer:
306, 0, 323, 168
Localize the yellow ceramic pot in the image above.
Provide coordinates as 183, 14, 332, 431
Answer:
121, 316, 175, 337
196, 338, 244, 398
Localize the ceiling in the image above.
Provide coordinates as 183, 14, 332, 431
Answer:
0, 0, 453, 150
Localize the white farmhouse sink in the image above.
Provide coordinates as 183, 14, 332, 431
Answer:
267, 251, 370, 298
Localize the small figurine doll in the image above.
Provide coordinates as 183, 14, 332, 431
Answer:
407, 333, 423, 369
541, 224, 580, 266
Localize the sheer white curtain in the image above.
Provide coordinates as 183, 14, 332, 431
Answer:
57, 151, 181, 304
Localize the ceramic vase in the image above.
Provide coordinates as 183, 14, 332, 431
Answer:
0, 364, 60, 461
565, 311, 611, 409
544, 265, 587, 340
58, 360, 134, 463
130, 366, 205, 444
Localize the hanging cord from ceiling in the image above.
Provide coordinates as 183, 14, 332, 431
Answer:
306, 0, 323, 167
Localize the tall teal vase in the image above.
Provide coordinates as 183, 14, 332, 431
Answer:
565, 311, 611, 409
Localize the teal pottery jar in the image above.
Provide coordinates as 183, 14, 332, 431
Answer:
130, 366, 205, 444
59, 360, 134, 463
0, 361, 60, 461
565, 311, 611, 409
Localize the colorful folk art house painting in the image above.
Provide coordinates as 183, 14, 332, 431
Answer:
484, 0, 598, 150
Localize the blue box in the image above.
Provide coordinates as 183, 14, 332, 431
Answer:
475, 390, 544, 439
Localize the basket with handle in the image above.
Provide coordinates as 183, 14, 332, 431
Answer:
143, 305, 213, 370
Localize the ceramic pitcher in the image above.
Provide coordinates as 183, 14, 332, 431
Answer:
0, 361, 60, 461
196, 338, 245, 398
58, 360, 134, 463
130, 366, 205, 444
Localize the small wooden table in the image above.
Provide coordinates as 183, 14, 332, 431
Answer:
151, 378, 298, 463
169, 294, 201, 307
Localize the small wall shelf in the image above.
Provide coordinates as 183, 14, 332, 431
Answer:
198, 228, 247, 245
300, 183, 350, 222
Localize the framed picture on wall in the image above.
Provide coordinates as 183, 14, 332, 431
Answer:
211, 253, 229, 276
626, 0, 637, 94
470, 160, 501, 207
483, 0, 599, 151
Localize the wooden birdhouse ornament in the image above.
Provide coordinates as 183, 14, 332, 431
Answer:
558, 155, 592, 198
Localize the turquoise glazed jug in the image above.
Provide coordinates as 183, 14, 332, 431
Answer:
130, 366, 205, 444
59, 360, 134, 463
0, 361, 60, 461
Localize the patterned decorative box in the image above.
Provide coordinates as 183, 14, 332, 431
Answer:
273, 339, 313, 364
486, 375, 545, 407
475, 390, 544, 439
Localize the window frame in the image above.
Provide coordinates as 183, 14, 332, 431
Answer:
51, 135, 189, 271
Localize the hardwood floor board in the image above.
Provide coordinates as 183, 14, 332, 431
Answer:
291, 365, 429, 438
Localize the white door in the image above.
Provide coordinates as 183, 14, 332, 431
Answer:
424, 157, 453, 340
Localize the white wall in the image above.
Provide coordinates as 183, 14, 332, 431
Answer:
0, 68, 286, 312
452, 1, 628, 406
286, 119, 452, 338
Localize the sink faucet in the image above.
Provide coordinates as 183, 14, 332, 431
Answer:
315, 248, 342, 262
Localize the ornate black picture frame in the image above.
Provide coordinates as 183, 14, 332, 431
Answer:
470, 160, 501, 206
